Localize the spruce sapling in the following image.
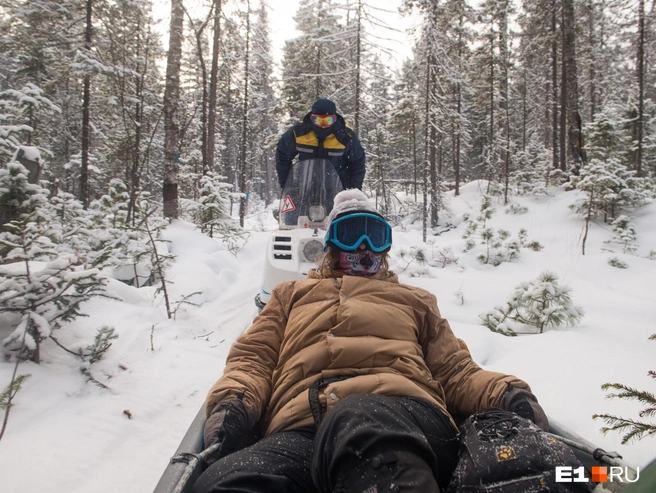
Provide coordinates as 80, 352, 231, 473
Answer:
480, 271, 584, 335
593, 334, 656, 444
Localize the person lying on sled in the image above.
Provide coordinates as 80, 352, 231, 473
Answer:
192, 189, 548, 493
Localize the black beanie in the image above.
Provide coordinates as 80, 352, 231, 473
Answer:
311, 98, 337, 115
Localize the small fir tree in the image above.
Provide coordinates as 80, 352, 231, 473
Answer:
480, 271, 585, 335
606, 215, 638, 254
190, 172, 249, 254
0, 162, 110, 363
462, 196, 523, 266
593, 334, 656, 444
569, 158, 650, 255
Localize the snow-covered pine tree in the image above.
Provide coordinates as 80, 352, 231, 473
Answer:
190, 172, 248, 255
480, 271, 584, 335
570, 157, 651, 254
461, 195, 522, 265
0, 163, 109, 363
606, 215, 639, 254
0, 84, 60, 166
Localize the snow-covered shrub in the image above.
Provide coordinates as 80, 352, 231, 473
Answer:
569, 158, 651, 255
608, 257, 628, 269
189, 172, 249, 254
0, 83, 59, 165
569, 158, 651, 224
606, 215, 638, 254
395, 242, 458, 275
388, 194, 423, 228
0, 161, 48, 236
593, 334, 656, 444
395, 245, 428, 275
82, 325, 118, 364
509, 146, 548, 195
462, 197, 525, 266
0, 222, 110, 363
526, 241, 544, 252
548, 168, 570, 187
506, 203, 528, 215
426, 241, 458, 268
480, 271, 585, 335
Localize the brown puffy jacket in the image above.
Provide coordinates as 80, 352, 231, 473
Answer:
205, 270, 530, 436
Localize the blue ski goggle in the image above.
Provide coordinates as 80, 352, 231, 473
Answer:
325, 213, 393, 253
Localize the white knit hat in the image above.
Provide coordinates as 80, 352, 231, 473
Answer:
327, 189, 380, 225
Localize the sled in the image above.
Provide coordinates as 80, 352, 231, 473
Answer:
254, 158, 343, 310
152, 403, 637, 493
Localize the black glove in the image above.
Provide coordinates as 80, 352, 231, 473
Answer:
203, 397, 251, 464
500, 385, 549, 431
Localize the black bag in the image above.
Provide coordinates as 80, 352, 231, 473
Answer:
446, 408, 592, 493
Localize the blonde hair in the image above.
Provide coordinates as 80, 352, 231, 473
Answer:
317, 246, 389, 278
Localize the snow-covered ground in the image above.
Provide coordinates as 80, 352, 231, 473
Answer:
1, 182, 655, 493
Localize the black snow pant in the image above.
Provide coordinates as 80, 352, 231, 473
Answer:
191, 394, 459, 493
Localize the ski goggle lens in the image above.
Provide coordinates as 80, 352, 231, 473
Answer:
325, 213, 392, 253
310, 114, 337, 128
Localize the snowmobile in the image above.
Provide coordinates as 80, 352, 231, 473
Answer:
254, 158, 343, 310
153, 160, 638, 493
152, 404, 637, 493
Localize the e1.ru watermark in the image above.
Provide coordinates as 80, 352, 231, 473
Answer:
556, 466, 639, 483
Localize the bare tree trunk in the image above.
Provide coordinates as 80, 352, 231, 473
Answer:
163, 0, 184, 219
353, 0, 362, 134
127, 16, 146, 225
588, 0, 597, 121
562, 0, 585, 172
185, 5, 212, 175
239, 0, 251, 227
80, 0, 93, 208
207, 0, 222, 174
429, 56, 439, 229
499, 4, 511, 205
412, 113, 417, 201
551, 0, 559, 170
488, 34, 496, 187
559, 16, 567, 173
422, 55, 430, 243
454, 15, 463, 197
636, 0, 645, 176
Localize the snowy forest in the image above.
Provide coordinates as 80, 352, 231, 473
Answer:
2, 0, 655, 222
2, 0, 656, 460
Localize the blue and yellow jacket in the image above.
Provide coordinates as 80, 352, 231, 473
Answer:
275, 113, 366, 189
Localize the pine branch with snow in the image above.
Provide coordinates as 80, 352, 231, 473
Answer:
593, 334, 656, 444
480, 271, 585, 335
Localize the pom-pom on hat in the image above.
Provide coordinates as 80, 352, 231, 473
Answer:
311, 98, 337, 115
327, 189, 381, 225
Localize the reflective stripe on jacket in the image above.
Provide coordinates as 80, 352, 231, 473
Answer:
275, 114, 366, 190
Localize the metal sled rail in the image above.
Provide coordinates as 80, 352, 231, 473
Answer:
153, 410, 636, 493
153, 406, 207, 493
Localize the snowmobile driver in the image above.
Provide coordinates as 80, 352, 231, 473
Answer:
275, 98, 366, 190
192, 189, 548, 493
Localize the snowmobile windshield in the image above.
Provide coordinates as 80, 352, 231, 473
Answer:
279, 158, 343, 229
